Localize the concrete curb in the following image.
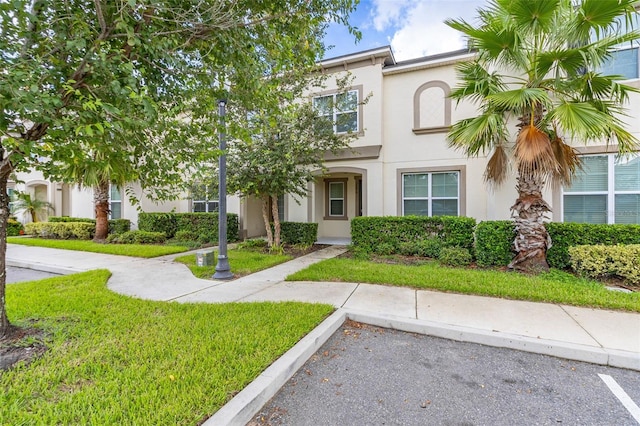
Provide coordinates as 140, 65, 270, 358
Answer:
206, 308, 640, 425
6, 260, 82, 275
203, 310, 347, 426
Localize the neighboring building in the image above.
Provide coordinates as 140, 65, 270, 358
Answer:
11, 44, 640, 239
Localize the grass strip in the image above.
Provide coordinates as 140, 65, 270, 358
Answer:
175, 249, 292, 278
2, 271, 333, 425
7, 237, 187, 258
286, 258, 640, 312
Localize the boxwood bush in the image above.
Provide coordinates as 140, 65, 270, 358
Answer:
279, 222, 318, 246
546, 222, 640, 269
569, 244, 640, 285
351, 216, 476, 255
106, 230, 166, 245
25, 222, 94, 240
48, 216, 131, 235
138, 212, 239, 242
474, 220, 516, 267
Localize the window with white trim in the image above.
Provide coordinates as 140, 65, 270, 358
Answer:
191, 183, 219, 213
598, 14, 639, 80
563, 153, 640, 224
329, 181, 345, 216
313, 90, 359, 134
402, 172, 459, 216
109, 185, 122, 219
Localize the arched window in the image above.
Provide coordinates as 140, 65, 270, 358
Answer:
413, 81, 451, 134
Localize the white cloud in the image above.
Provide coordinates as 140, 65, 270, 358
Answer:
370, 0, 485, 61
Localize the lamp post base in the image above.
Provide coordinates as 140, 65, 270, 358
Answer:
213, 255, 233, 280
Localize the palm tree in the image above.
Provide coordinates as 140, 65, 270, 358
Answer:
10, 191, 54, 223
446, 0, 640, 272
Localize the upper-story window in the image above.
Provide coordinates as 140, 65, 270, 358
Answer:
313, 90, 359, 134
191, 183, 219, 213
597, 14, 639, 80
563, 153, 640, 224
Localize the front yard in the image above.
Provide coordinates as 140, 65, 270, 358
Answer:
1, 270, 333, 424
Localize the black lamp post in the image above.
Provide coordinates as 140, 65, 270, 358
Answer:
213, 96, 233, 280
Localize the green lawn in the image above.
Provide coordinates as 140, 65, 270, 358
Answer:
286, 258, 640, 312
2, 271, 333, 425
175, 249, 292, 278
7, 237, 188, 258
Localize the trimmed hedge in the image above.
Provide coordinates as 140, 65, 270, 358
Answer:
138, 212, 239, 243
7, 219, 24, 236
351, 216, 476, 255
546, 222, 640, 269
278, 222, 318, 246
569, 244, 640, 285
48, 216, 131, 235
25, 222, 94, 240
106, 230, 166, 245
474, 220, 516, 267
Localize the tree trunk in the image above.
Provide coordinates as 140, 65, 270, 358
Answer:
261, 195, 273, 247
0, 174, 11, 336
509, 169, 552, 273
271, 195, 281, 248
94, 179, 110, 242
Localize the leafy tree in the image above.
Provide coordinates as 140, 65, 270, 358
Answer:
446, 0, 640, 272
10, 191, 54, 223
0, 0, 359, 335
227, 75, 364, 249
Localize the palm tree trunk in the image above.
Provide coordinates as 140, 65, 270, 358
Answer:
94, 179, 110, 242
0, 173, 12, 336
509, 169, 551, 272
261, 195, 273, 247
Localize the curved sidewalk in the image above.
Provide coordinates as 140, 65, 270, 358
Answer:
7, 243, 640, 372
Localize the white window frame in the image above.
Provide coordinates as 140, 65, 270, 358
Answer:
191, 184, 219, 213
109, 185, 122, 220
313, 90, 359, 134
328, 181, 345, 217
401, 172, 460, 217
562, 153, 640, 224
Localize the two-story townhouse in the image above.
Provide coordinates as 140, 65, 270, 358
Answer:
12, 42, 640, 241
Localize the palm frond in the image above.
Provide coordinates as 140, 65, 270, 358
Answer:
484, 144, 510, 186
486, 88, 551, 114
513, 125, 558, 181
500, 0, 560, 33
575, 0, 639, 40
450, 62, 507, 104
550, 136, 582, 186
447, 114, 508, 157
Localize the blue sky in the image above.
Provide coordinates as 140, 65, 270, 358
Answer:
323, 0, 486, 61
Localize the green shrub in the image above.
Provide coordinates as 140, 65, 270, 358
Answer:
7, 219, 24, 236
474, 220, 516, 267
375, 242, 396, 256
279, 222, 318, 246
174, 230, 199, 242
109, 219, 131, 235
107, 230, 166, 244
569, 244, 640, 285
138, 213, 178, 238
546, 223, 640, 269
25, 222, 94, 240
439, 247, 473, 267
48, 216, 130, 235
237, 239, 268, 250
351, 216, 476, 255
398, 239, 442, 258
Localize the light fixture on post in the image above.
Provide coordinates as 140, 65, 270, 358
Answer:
213, 83, 233, 280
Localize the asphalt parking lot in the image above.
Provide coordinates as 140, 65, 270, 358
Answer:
251, 321, 640, 426
6, 266, 60, 283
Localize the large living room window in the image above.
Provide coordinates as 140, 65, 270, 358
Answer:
313, 90, 359, 134
191, 183, 219, 213
563, 153, 640, 224
402, 172, 459, 216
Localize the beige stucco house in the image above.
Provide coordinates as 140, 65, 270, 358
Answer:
12, 44, 640, 241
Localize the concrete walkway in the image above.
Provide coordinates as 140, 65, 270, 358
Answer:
6, 243, 640, 424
